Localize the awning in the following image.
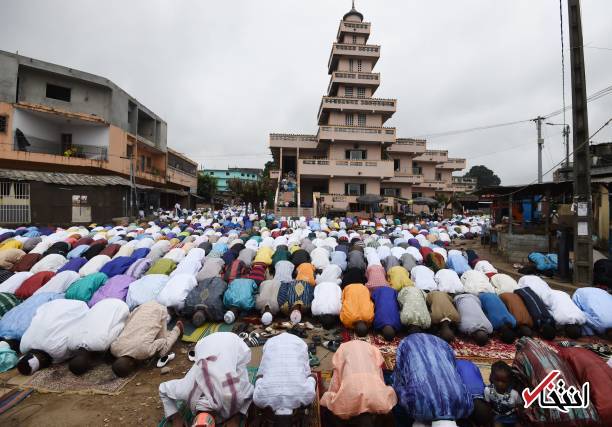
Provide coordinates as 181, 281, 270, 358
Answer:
0, 169, 133, 187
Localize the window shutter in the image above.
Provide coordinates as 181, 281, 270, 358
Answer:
360, 184, 366, 195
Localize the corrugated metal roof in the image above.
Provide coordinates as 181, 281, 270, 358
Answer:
0, 169, 133, 187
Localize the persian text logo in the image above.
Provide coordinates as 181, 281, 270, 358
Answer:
522, 370, 590, 413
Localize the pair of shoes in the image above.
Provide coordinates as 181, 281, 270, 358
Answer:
287, 326, 307, 338
239, 332, 266, 347
157, 352, 175, 368
309, 352, 320, 367
322, 340, 341, 352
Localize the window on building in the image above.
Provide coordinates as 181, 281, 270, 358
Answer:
0, 115, 7, 133
139, 155, 145, 171
146, 156, 152, 169
394, 159, 400, 171
436, 172, 442, 181
226, 172, 230, 176
382, 188, 398, 197
345, 183, 366, 196
345, 113, 354, 126
357, 113, 366, 127
345, 86, 353, 97
413, 192, 423, 199
412, 164, 422, 175
346, 149, 366, 160
357, 87, 366, 98
349, 59, 355, 72
241, 173, 245, 177
45, 84, 71, 102
352, 34, 357, 44
357, 60, 363, 72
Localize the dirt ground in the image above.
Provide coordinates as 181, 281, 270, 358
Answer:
0, 240, 565, 427
0, 324, 337, 427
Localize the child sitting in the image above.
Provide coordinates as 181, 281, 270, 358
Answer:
484, 361, 520, 427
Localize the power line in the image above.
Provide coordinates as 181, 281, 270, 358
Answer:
481, 116, 612, 200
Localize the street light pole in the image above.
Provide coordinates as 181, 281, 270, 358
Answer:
534, 116, 544, 183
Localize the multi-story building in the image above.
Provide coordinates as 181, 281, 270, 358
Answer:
268, 4, 467, 216
0, 50, 197, 224
202, 167, 262, 193
451, 176, 478, 193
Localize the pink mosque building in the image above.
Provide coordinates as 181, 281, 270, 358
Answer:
269, 3, 471, 216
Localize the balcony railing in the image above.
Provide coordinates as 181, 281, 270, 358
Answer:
387, 138, 426, 154
13, 134, 108, 161
414, 180, 447, 190
317, 125, 396, 144
337, 21, 371, 40
414, 150, 448, 163
391, 171, 424, 184
269, 133, 319, 149
299, 158, 394, 178
318, 96, 396, 123
328, 43, 381, 71
327, 72, 380, 95
437, 158, 466, 170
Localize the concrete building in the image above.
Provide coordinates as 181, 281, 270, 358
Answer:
268, 4, 467, 216
202, 167, 262, 193
0, 50, 197, 224
553, 142, 611, 254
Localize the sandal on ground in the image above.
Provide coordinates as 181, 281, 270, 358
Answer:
308, 342, 316, 354
311, 335, 322, 346
322, 340, 341, 352
243, 332, 266, 348
287, 327, 307, 338
187, 349, 196, 362
309, 352, 320, 367
157, 352, 175, 368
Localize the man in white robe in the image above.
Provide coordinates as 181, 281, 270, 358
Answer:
253, 333, 316, 419
158, 332, 253, 425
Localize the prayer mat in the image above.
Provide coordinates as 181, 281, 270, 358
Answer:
452, 337, 516, 363
182, 321, 233, 343
0, 388, 33, 416
22, 363, 136, 395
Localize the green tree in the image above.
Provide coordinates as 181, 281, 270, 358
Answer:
464, 165, 501, 190
197, 173, 218, 201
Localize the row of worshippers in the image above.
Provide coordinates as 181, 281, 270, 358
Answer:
158, 331, 608, 427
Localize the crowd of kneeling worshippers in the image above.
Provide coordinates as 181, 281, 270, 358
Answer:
0, 208, 610, 427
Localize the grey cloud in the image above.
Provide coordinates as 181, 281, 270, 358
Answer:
2, 0, 611, 182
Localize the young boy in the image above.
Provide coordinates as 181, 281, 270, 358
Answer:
253, 333, 316, 421
484, 361, 520, 427
158, 332, 253, 426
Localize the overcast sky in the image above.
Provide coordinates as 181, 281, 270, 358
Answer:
3, 0, 611, 185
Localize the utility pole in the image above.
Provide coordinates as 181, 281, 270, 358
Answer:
563, 124, 570, 167
534, 116, 544, 183
567, 0, 593, 285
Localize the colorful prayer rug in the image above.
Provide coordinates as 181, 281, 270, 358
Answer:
182, 321, 233, 343
0, 388, 33, 416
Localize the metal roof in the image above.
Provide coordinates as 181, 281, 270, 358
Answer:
0, 169, 134, 187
